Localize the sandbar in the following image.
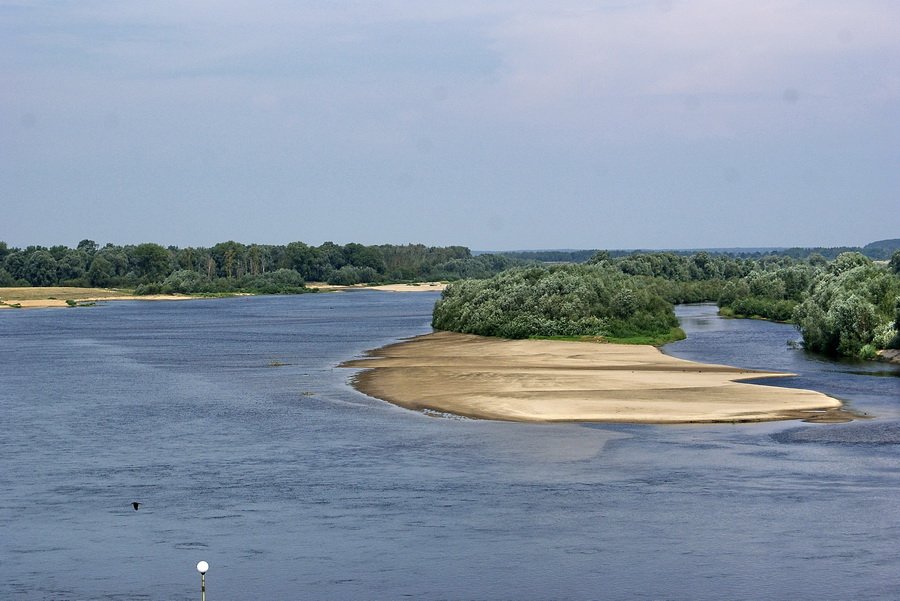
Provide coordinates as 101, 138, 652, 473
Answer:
342, 331, 845, 424
0, 282, 445, 309
0, 287, 194, 309
308, 282, 447, 293
878, 349, 900, 365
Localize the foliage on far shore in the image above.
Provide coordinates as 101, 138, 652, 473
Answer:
432, 265, 681, 344
0, 239, 526, 295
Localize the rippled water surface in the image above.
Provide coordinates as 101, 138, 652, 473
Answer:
2, 296, 899, 600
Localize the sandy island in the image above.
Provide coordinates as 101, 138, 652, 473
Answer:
342, 331, 847, 424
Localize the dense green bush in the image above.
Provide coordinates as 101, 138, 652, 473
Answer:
161, 269, 214, 294
432, 265, 681, 343
793, 253, 900, 357
135, 267, 309, 295
726, 297, 797, 322
432, 251, 900, 358
718, 263, 819, 322
890, 250, 900, 275
326, 265, 380, 286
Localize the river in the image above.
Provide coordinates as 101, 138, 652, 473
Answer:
1, 295, 898, 600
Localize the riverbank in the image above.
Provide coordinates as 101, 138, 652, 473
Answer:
0, 287, 195, 309
0, 282, 447, 309
307, 282, 447, 293
878, 349, 900, 365
342, 331, 845, 424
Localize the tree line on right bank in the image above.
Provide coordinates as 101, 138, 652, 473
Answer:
433, 249, 900, 360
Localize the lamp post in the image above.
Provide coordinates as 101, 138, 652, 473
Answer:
196, 561, 209, 601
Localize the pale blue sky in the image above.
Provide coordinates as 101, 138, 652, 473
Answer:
3, 1, 898, 250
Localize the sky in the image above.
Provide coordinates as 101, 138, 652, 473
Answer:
2, 0, 898, 251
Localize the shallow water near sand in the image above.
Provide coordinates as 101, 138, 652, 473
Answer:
1, 295, 898, 600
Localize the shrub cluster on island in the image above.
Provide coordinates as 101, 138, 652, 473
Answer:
433, 247, 900, 360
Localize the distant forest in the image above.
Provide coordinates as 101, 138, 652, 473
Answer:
493, 238, 900, 263
0, 240, 522, 294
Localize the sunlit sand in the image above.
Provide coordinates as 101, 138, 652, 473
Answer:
308, 282, 447, 292
342, 331, 844, 423
0, 287, 194, 309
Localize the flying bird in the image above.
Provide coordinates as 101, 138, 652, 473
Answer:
131, 502, 141, 511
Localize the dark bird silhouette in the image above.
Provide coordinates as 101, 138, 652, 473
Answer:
131, 502, 141, 511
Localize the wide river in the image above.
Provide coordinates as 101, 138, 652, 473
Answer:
2, 294, 898, 600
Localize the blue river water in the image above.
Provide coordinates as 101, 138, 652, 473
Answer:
1, 294, 898, 600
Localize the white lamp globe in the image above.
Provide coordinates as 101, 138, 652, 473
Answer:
197, 561, 209, 574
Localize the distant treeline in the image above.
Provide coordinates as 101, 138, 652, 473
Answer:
490, 238, 900, 263
0, 240, 523, 294
433, 249, 900, 358
486, 249, 600, 263
4, 238, 897, 295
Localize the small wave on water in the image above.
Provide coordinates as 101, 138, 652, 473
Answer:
421, 408, 473, 420
172, 542, 208, 550
772, 421, 900, 445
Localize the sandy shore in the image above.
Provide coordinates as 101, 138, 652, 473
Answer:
342, 331, 845, 424
878, 349, 900, 365
308, 282, 447, 293
366, 282, 447, 292
0, 287, 194, 309
0, 282, 444, 309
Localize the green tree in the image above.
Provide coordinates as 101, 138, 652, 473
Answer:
211, 241, 247, 278
889, 250, 900, 275
87, 256, 115, 287
343, 243, 386, 274
829, 252, 871, 275
96, 248, 129, 282
283, 242, 323, 279
57, 250, 88, 284
3, 251, 27, 281
161, 269, 211, 293
586, 250, 611, 265
130, 243, 172, 282
24, 250, 59, 286
77, 239, 99, 255
793, 260, 900, 357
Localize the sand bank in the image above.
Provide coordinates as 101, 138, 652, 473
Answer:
0, 282, 444, 309
878, 349, 900, 365
0, 287, 194, 309
308, 282, 447, 293
366, 282, 447, 292
342, 331, 845, 424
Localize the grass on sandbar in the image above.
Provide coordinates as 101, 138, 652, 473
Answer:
0, 287, 134, 301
